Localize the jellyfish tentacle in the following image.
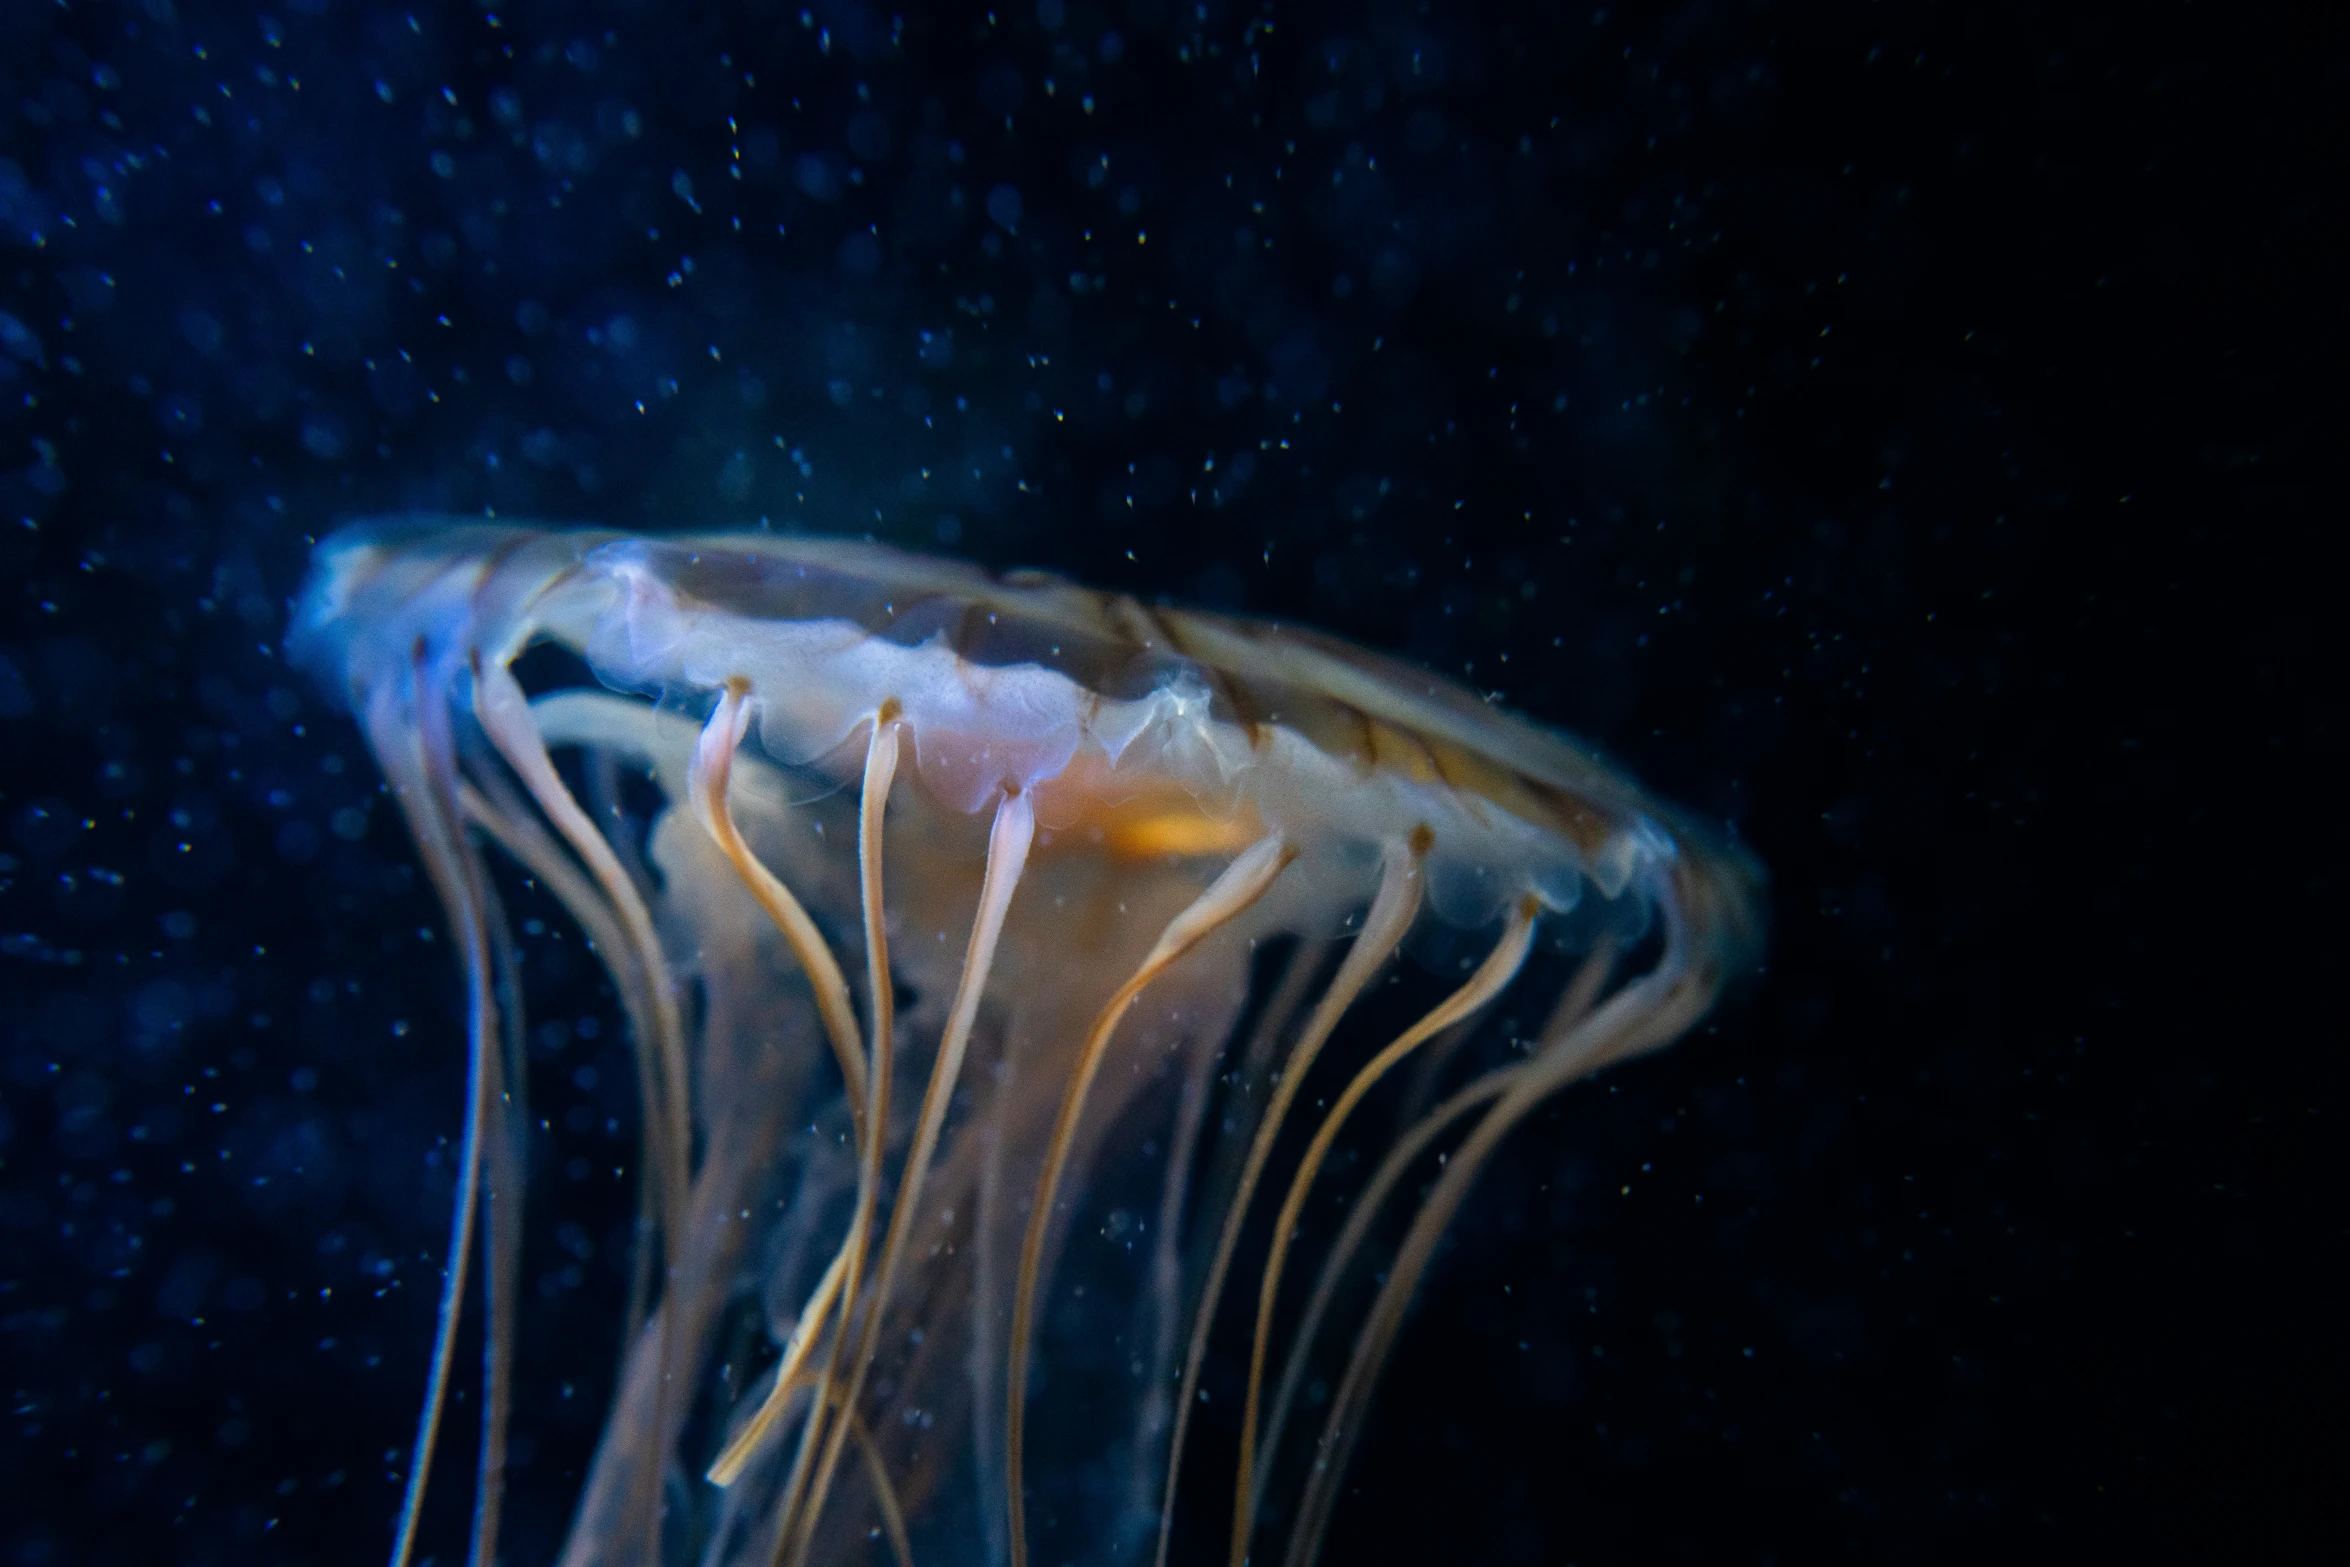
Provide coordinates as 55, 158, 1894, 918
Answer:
474, 657, 689, 1232
851, 1400, 918, 1567
859, 704, 904, 1082
457, 768, 670, 1372
1285, 897, 1718, 1567
1007, 833, 1298, 1567
470, 881, 528, 1567
1211, 937, 1331, 1211
819, 709, 904, 1495
1156, 832, 1426, 1567
842, 711, 904, 1321
584, 745, 660, 903
688, 683, 882, 1556
1390, 925, 1612, 1131
1236, 937, 1330, 1098
1134, 936, 1326, 1522
693, 702, 902, 1508
689, 678, 871, 1134
475, 656, 693, 1562
1543, 935, 1621, 1050
707, 1245, 850, 1486
1232, 896, 1538, 1565
472, 658, 693, 1538
1387, 1015, 1480, 1144
968, 1092, 1012, 1560
778, 785, 1035, 1567
375, 653, 499, 1567
1256, 1068, 1515, 1503
1256, 937, 1617, 1500
1129, 974, 1242, 1524
709, 1356, 917, 1567
712, 715, 901, 1484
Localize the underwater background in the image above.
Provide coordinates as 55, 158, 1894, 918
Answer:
0, 1, 2335, 1563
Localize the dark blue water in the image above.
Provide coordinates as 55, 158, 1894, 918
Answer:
1, 2, 2333, 1564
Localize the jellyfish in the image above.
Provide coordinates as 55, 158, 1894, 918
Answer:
289, 519, 1762, 1567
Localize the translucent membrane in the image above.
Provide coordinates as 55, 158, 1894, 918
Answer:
291, 520, 1764, 1567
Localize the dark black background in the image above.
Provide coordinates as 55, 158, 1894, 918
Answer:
0, 1, 2337, 1563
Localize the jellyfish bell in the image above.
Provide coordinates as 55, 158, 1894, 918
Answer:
290, 519, 1764, 1567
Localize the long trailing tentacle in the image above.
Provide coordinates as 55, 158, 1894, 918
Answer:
584, 746, 659, 904
469, 879, 528, 1567
705, 1246, 850, 1487
1255, 1068, 1513, 1502
551, 1021, 793, 1567
1235, 937, 1332, 1094
687, 685, 879, 1553
836, 711, 905, 1353
713, 1361, 918, 1567
822, 708, 905, 1498
1283, 881, 1722, 1567
1200, 940, 1331, 1233
686, 695, 888, 1541
778, 785, 1035, 1567
1127, 976, 1243, 1526
969, 1088, 1012, 1562
686, 679, 872, 1561
472, 654, 690, 1558
457, 767, 668, 1371
1154, 831, 1426, 1567
1231, 896, 1538, 1564
689, 679, 870, 1134
374, 647, 499, 1567
703, 708, 902, 1491
474, 657, 690, 1247
850, 1399, 918, 1567
1132, 935, 1326, 1524
1006, 835, 1297, 1567
1254, 935, 1617, 1505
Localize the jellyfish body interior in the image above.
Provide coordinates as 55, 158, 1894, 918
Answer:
290, 520, 1763, 1567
